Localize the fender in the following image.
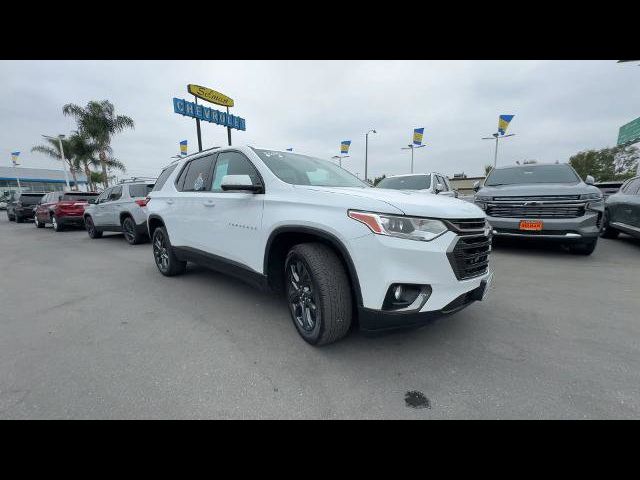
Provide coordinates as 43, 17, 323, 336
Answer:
264, 225, 363, 307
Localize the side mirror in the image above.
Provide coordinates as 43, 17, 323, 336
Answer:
88, 198, 96, 204
435, 183, 444, 194
220, 174, 262, 193
473, 181, 480, 192
585, 175, 595, 185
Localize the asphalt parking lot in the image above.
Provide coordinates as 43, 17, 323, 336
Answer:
1, 218, 639, 419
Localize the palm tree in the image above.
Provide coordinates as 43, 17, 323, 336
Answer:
62, 100, 134, 188
31, 137, 80, 190
67, 132, 100, 191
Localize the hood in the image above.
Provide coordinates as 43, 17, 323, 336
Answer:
477, 182, 600, 198
296, 186, 484, 219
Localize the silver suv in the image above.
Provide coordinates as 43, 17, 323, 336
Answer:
376, 172, 457, 197
83, 178, 155, 244
474, 163, 603, 255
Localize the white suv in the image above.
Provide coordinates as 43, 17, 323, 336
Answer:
376, 172, 457, 197
147, 147, 493, 345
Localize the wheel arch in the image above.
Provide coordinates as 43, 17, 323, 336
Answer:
263, 226, 363, 307
147, 214, 165, 238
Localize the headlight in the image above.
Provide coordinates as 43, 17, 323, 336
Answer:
580, 193, 603, 200
348, 211, 448, 242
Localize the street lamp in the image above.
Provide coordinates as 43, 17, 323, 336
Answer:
364, 129, 376, 182
332, 155, 350, 168
482, 132, 516, 168
42, 134, 71, 191
400, 144, 425, 173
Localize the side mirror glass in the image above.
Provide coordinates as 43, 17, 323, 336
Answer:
221, 174, 262, 193
435, 183, 444, 193
585, 175, 595, 185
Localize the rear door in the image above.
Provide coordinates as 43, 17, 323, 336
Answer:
93, 188, 112, 226
104, 186, 122, 226
624, 178, 640, 230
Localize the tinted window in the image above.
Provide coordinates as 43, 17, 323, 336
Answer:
98, 188, 112, 203
212, 152, 261, 192
152, 163, 178, 192
109, 186, 122, 201
19, 194, 44, 205
182, 156, 215, 192
254, 149, 367, 188
62, 192, 99, 201
377, 175, 431, 190
485, 164, 579, 186
128, 184, 153, 198
624, 178, 640, 195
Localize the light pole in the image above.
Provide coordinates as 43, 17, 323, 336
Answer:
43, 134, 71, 191
400, 144, 425, 173
364, 129, 376, 182
482, 132, 515, 168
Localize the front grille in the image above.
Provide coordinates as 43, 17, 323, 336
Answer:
445, 218, 487, 232
447, 233, 491, 281
486, 203, 585, 218
492, 195, 580, 201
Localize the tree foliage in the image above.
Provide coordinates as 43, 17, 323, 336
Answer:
373, 174, 386, 186
569, 145, 639, 182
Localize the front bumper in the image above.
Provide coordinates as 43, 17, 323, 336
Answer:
488, 211, 601, 241
348, 230, 492, 330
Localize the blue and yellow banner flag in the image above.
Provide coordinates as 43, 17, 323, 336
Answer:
179, 140, 188, 156
11, 151, 20, 166
498, 115, 515, 135
413, 128, 425, 146
340, 140, 351, 155
286, 148, 293, 151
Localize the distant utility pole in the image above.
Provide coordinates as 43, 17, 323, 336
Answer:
482, 132, 516, 168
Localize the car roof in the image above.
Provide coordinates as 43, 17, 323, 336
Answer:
384, 173, 436, 178
493, 163, 569, 170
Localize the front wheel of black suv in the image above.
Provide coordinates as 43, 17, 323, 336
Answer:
600, 210, 619, 239
568, 238, 598, 255
152, 227, 186, 276
122, 216, 143, 245
285, 243, 353, 346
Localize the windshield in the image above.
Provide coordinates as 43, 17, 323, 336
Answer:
485, 164, 579, 186
253, 149, 369, 188
377, 175, 431, 190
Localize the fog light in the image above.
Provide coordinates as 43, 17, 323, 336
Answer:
383, 284, 432, 312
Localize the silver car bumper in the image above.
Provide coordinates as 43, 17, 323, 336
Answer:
487, 210, 601, 241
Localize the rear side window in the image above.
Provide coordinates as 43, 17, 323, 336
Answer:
19, 194, 44, 205
152, 164, 178, 192
110, 186, 123, 201
128, 184, 153, 198
624, 178, 640, 194
181, 155, 215, 192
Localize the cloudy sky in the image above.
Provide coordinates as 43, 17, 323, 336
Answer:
1, 60, 638, 180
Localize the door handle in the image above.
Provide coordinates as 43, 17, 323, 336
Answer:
203, 201, 215, 207
166, 199, 174, 205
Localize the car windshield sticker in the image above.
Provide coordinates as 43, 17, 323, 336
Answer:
194, 173, 204, 191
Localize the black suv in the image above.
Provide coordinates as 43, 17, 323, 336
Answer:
6, 192, 44, 223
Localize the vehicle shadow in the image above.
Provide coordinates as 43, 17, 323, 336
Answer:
490, 237, 576, 256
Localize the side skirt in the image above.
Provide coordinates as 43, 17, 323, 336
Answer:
173, 246, 269, 292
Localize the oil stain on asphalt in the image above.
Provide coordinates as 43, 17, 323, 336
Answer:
405, 391, 431, 409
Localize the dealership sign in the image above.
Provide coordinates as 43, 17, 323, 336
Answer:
173, 98, 246, 131
187, 84, 234, 108
617, 116, 640, 146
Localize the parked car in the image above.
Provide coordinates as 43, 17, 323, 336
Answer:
147, 147, 493, 346
83, 179, 155, 244
6, 192, 44, 222
601, 175, 640, 240
474, 163, 603, 255
595, 181, 624, 200
34, 191, 99, 231
376, 172, 457, 197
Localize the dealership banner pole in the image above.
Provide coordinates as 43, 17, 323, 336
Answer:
226, 106, 232, 146
194, 97, 203, 152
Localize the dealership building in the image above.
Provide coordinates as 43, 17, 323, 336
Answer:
0, 166, 88, 200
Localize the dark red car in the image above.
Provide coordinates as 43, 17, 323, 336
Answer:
34, 191, 100, 232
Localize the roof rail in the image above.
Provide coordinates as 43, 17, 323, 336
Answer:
117, 176, 157, 184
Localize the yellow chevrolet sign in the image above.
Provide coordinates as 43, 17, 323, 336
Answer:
187, 84, 234, 108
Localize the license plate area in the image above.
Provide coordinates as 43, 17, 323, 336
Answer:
519, 219, 543, 231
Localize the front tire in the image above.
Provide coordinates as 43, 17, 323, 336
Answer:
85, 216, 102, 239
152, 227, 186, 276
122, 216, 143, 245
569, 237, 598, 255
600, 210, 619, 239
285, 243, 353, 346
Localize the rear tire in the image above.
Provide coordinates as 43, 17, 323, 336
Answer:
569, 238, 598, 255
122, 216, 142, 245
85, 216, 102, 239
285, 243, 353, 346
152, 227, 186, 276
600, 210, 619, 239
51, 215, 64, 232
